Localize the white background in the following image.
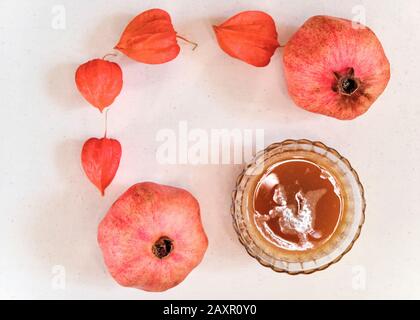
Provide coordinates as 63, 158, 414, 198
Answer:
1, 0, 419, 300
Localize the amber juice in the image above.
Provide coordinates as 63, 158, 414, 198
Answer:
253, 159, 344, 253
243, 150, 353, 263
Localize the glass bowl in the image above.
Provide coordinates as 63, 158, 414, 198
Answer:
231, 139, 366, 274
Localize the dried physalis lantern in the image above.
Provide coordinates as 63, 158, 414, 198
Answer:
115, 8, 196, 64
75, 58, 123, 112
213, 11, 280, 67
81, 137, 122, 196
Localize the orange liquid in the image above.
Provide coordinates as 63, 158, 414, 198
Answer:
253, 159, 343, 252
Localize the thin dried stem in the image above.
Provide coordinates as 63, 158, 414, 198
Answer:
102, 53, 118, 61
177, 35, 198, 51
104, 109, 109, 138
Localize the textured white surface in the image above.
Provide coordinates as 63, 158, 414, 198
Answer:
1, 0, 419, 299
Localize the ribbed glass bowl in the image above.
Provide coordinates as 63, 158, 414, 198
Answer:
231, 139, 366, 274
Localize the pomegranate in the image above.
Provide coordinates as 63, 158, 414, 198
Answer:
98, 182, 208, 292
283, 16, 390, 120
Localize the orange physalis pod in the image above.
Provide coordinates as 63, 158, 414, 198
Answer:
75, 59, 123, 112
213, 11, 280, 67
81, 137, 122, 196
115, 8, 195, 64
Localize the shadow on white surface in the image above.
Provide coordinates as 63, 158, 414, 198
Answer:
47, 63, 82, 110
83, 13, 133, 58
23, 139, 115, 291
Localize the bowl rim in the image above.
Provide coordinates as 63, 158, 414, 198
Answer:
231, 138, 366, 275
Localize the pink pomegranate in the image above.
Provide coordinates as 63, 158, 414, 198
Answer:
283, 16, 390, 120
98, 182, 208, 292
